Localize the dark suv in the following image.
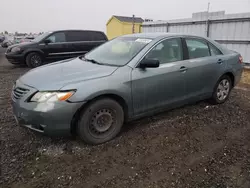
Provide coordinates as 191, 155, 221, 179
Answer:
5, 30, 108, 68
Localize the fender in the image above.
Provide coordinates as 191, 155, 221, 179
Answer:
69, 89, 133, 117
23, 48, 45, 57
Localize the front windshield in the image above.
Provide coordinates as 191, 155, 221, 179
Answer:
32, 32, 51, 42
84, 37, 152, 66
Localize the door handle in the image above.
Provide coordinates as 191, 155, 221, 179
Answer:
180, 66, 188, 72
217, 59, 223, 64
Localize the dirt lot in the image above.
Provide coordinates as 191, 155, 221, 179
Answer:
241, 68, 250, 85
1, 52, 250, 188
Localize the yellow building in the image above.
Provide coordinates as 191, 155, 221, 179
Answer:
106, 15, 144, 40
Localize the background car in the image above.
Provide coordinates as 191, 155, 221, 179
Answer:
19, 36, 35, 43
0, 35, 5, 43
5, 30, 108, 68
14, 36, 25, 44
11, 33, 243, 145
1, 36, 14, 48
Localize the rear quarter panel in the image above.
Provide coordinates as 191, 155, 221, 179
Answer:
223, 52, 243, 86
207, 38, 243, 86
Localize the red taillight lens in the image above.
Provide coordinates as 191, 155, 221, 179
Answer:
239, 56, 243, 64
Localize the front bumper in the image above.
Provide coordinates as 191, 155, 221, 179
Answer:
11, 81, 84, 136
5, 53, 25, 64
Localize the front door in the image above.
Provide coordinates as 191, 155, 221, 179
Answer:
131, 38, 187, 115
41, 31, 71, 61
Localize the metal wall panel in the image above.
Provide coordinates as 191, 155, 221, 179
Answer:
221, 43, 250, 63
209, 21, 250, 40
169, 24, 206, 36
142, 12, 250, 63
142, 25, 167, 33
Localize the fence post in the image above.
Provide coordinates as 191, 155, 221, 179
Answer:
206, 3, 210, 37
206, 20, 210, 37
132, 15, 135, 33
166, 23, 169, 32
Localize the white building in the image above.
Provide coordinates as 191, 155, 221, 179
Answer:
142, 11, 250, 64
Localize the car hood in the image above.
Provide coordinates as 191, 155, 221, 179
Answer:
19, 57, 119, 90
8, 41, 37, 48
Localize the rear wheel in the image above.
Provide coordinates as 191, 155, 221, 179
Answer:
77, 98, 124, 145
210, 75, 232, 104
26, 52, 43, 68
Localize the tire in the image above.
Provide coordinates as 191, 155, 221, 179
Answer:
77, 98, 124, 145
26, 52, 43, 68
209, 75, 232, 104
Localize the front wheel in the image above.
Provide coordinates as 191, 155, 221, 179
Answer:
210, 75, 232, 104
77, 98, 124, 145
26, 52, 43, 68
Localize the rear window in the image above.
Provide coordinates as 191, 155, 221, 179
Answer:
90, 32, 106, 41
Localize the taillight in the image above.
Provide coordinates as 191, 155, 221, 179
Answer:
239, 56, 243, 64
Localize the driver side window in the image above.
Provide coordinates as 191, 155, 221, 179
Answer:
145, 38, 183, 64
46, 32, 66, 43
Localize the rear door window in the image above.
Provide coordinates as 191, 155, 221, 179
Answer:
185, 38, 210, 59
66, 31, 91, 42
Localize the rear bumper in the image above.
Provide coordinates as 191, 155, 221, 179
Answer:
5, 53, 25, 64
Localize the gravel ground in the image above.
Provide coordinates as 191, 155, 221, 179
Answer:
0, 47, 6, 54
1, 52, 250, 188
241, 69, 250, 84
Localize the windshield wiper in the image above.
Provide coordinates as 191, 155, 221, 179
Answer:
80, 56, 119, 67
82, 57, 104, 65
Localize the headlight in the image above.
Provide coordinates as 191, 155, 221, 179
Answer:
11, 47, 21, 53
30, 91, 75, 102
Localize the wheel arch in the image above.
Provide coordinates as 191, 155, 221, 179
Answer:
24, 49, 45, 61
222, 72, 235, 87
70, 93, 129, 135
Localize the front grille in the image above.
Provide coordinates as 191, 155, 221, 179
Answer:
12, 87, 30, 100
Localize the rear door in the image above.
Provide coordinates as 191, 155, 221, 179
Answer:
66, 31, 107, 56
41, 31, 70, 60
183, 37, 225, 99
66, 31, 90, 57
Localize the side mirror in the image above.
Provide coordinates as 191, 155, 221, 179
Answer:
139, 58, 160, 68
44, 39, 51, 44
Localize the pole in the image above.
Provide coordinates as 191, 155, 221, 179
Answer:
206, 2, 210, 37
132, 15, 135, 33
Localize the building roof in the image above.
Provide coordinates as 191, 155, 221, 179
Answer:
113, 15, 144, 23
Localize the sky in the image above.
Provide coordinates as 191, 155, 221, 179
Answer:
0, 0, 249, 33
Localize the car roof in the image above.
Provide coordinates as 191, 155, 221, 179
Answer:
49, 29, 105, 33
121, 32, 205, 39
122, 32, 232, 56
